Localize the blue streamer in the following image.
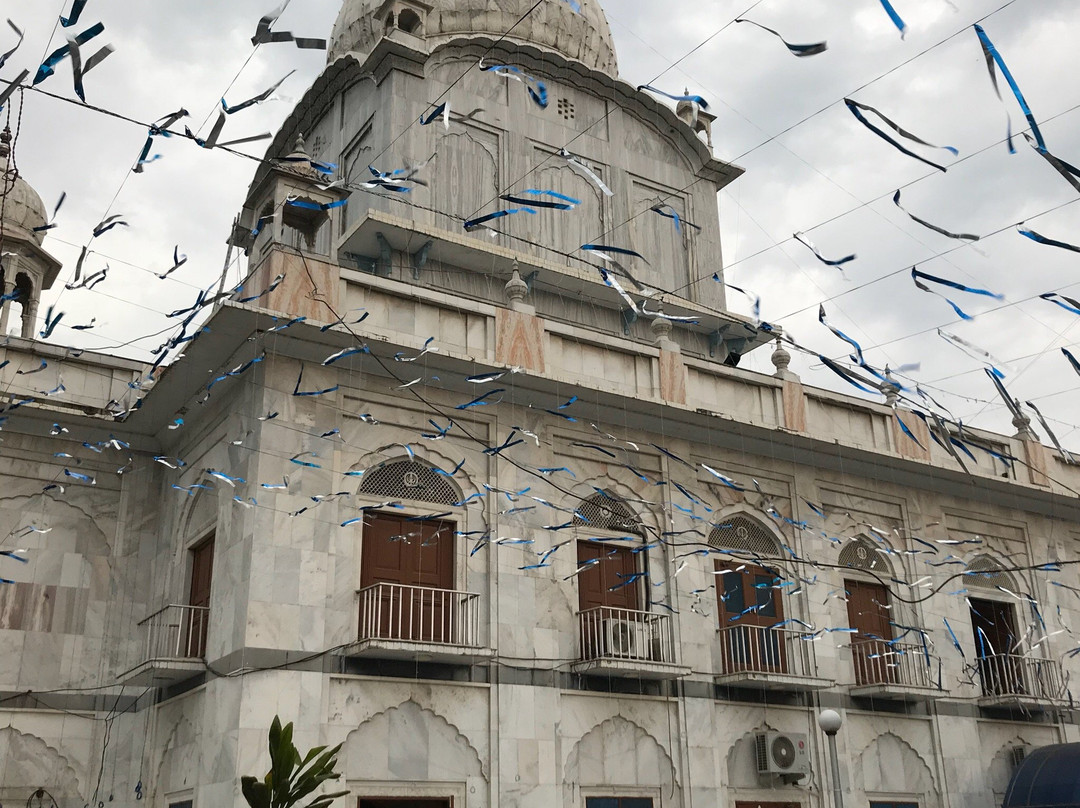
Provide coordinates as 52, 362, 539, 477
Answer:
1018, 225, 1080, 254
974, 24, 1045, 152
844, 99, 952, 172
637, 85, 709, 109
1040, 292, 1080, 316
33, 22, 104, 85
456, 389, 505, 410
60, 0, 88, 27
1064, 348, 1080, 378
877, 0, 907, 36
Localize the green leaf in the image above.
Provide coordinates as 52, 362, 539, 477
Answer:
242, 777, 271, 808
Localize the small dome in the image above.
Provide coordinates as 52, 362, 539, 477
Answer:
328, 0, 619, 75
0, 128, 47, 246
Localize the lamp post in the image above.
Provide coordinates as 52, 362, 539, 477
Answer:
818, 709, 844, 808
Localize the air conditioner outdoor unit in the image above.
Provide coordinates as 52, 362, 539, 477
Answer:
755, 731, 810, 782
603, 618, 640, 658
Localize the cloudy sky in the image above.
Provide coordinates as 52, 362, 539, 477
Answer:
4, 0, 1080, 447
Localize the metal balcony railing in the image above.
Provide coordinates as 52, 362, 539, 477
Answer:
851, 638, 940, 690
978, 653, 1066, 702
578, 607, 675, 665
138, 604, 210, 662
716, 624, 816, 678
357, 582, 481, 646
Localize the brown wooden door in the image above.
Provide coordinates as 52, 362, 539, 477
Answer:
186, 535, 214, 658
577, 542, 640, 611
360, 513, 454, 642
577, 542, 643, 660
716, 561, 787, 673
846, 578, 894, 685
970, 597, 1021, 695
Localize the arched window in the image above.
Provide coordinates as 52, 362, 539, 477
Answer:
573, 491, 643, 535
397, 8, 422, 34
838, 535, 893, 574
708, 515, 780, 558
359, 459, 460, 505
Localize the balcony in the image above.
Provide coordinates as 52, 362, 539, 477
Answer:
977, 653, 1068, 710
713, 625, 832, 691
118, 604, 209, 686
345, 582, 493, 664
849, 639, 943, 701
571, 607, 690, 679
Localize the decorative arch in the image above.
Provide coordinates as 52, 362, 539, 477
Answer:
564, 716, 680, 798
839, 535, 894, 575
357, 455, 462, 505
708, 512, 782, 558
573, 490, 645, 535
988, 737, 1033, 798
0, 727, 83, 808
854, 732, 938, 807
343, 700, 487, 783
963, 553, 1018, 591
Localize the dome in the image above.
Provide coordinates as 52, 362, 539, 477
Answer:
328, 0, 619, 75
0, 128, 47, 246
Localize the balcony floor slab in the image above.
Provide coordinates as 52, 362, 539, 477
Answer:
118, 659, 205, 687
714, 671, 833, 692
978, 693, 1069, 712
849, 682, 943, 702
572, 658, 691, 680
344, 638, 495, 664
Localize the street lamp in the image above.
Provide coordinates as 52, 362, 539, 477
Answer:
818, 709, 844, 808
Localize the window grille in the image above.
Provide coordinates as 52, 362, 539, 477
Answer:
573, 492, 643, 534
838, 536, 890, 572
359, 460, 458, 505
708, 515, 779, 557
964, 554, 1014, 589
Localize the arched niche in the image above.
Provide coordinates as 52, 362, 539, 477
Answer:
854, 732, 939, 808
564, 716, 680, 806
0, 727, 84, 808
343, 700, 487, 790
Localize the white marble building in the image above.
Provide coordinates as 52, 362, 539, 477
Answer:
1, 3, 1078, 808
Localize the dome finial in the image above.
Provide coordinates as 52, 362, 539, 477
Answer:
0, 126, 11, 160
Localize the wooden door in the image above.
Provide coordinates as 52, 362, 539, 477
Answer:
358, 799, 451, 808
716, 561, 787, 673
577, 542, 642, 659
970, 597, 1021, 695
577, 542, 640, 611
845, 579, 894, 685
360, 513, 454, 642
186, 535, 214, 658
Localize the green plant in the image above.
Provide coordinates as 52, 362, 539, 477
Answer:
241, 716, 349, 808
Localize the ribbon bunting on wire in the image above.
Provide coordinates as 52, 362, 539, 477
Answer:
893, 190, 980, 241
734, 19, 827, 56
844, 99, 956, 172
911, 267, 1002, 320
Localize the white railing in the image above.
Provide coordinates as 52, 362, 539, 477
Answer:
138, 604, 210, 662
717, 624, 815, 678
578, 607, 675, 665
357, 582, 481, 646
978, 653, 1066, 702
851, 638, 940, 690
